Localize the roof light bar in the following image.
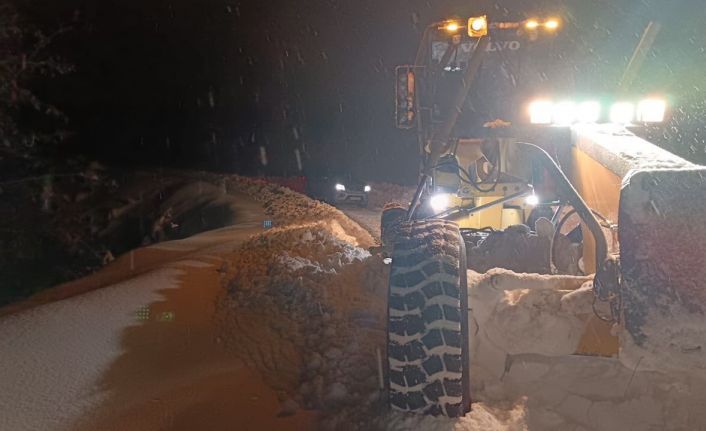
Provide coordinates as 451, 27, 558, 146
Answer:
528, 98, 667, 125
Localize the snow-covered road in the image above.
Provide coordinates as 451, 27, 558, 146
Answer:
0, 268, 182, 430
0, 194, 316, 431
339, 206, 381, 241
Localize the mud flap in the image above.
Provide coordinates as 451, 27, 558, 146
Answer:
619, 168, 706, 347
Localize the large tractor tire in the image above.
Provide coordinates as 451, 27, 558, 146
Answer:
386, 219, 470, 417
380, 204, 407, 248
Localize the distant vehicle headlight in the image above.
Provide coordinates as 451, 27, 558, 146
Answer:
610, 102, 635, 124
364, 185, 371, 192
637, 99, 666, 123
335, 183, 346, 191
429, 193, 451, 213
529, 100, 553, 124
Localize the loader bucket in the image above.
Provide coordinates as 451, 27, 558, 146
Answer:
619, 168, 706, 360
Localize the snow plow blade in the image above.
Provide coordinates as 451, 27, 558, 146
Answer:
619, 168, 706, 366
570, 125, 706, 361
395, 124, 706, 362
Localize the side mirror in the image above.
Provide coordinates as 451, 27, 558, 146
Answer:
395, 65, 418, 129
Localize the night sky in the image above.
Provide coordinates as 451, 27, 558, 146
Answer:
14, 0, 706, 183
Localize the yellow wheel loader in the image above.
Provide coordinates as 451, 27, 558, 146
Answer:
382, 14, 705, 417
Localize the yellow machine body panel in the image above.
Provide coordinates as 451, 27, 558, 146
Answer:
569, 146, 622, 273
451, 139, 534, 230
568, 146, 623, 357
448, 196, 530, 230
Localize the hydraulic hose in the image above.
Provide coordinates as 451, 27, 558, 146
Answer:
515, 142, 608, 273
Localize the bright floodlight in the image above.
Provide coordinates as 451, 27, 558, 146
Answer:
525, 19, 539, 29
529, 100, 553, 124
637, 99, 666, 123
544, 19, 560, 30
577, 101, 601, 123
610, 102, 635, 124
335, 183, 346, 191
470, 17, 486, 31
525, 194, 539, 206
467, 15, 488, 37
430, 193, 450, 213
445, 22, 460, 32
364, 185, 372, 192
552, 101, 577, 125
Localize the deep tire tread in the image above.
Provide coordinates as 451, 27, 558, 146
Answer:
386, 220, 470, 417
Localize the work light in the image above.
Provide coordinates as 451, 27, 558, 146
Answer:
525, 20, 539, 29
468, 16, 488, 37
610, 102, 635, 124
637, 99, 666, 123
529, 100, 553, 125
444, 21, 460, 33
524, 18, 559, 31
552, 101, 577, 125
577, 101, 601, 123
430, 193, 451, 212
544, 19, 560, 30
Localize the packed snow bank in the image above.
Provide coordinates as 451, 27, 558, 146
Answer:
216, 222, 379, 402
195, 173, 376, 248
619, 307, 706, 376
468, 269, 706, 431
469, 269, 594, 358
367, 182, 415, 210
215, 220, 536, 430
359, 400, 529, 431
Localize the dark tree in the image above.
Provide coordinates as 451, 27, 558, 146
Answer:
0, 1, 71, 160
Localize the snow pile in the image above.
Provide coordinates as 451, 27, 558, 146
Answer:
226, 222, 371, 296
216, 223, 388, 427
468, 269, 706, 431
470, 269, 594, 358
375, 401, 528, 431
197, 173, 376, 248
619, 306, 706, 376
367, 182, 415, 210
217, 222, 536, 430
